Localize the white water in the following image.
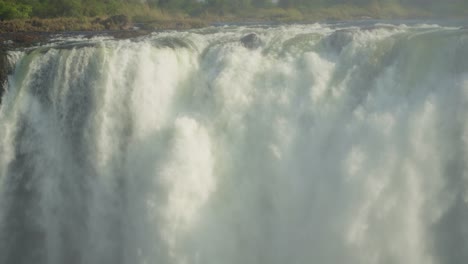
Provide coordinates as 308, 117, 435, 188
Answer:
1, 23, 468, 264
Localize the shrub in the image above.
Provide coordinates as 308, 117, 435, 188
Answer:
0, 1, 32, 20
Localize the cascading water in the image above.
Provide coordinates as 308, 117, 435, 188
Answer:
1, 23, 468, 264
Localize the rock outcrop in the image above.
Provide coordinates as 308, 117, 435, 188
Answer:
240, 33, 262, 49
0, 49, 10, 103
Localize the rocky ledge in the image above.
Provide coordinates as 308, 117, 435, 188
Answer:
0, 14, 209, 100
0, 29, 156, 102
0, 49, 11, 103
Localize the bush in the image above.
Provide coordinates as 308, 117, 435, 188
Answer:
0, 1, 32, 20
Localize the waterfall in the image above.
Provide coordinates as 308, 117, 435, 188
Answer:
1, 23, 468, 264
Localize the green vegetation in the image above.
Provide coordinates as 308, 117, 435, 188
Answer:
0, 0, 467, 30
0, 1, 32, 19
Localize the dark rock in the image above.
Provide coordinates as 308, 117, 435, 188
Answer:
11, 33, 45, 45
324, 29, 354, 54
110, 30, 151, 40
240, 33, 262, 49
0, 33, 46, 48
153, 37, 192, 49
0, 49, 10, 103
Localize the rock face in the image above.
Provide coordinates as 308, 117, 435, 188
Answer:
0, 49, 9, 103
240, 33, 262, 49
0, 48, 16, 104
324, 29, 354, 54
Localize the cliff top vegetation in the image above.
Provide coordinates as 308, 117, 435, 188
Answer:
0, 0, 467, 33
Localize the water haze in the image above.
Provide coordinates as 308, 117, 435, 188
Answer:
1, 21, 468, 264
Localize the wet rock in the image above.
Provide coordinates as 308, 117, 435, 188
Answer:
324, 29, 354, 53
110, 30, 151, 40
240, 33, 262, 49
9, 33, 45, 45
0, 33, 44, 48
153, 37, 192, 49
0, 49, 10, 103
